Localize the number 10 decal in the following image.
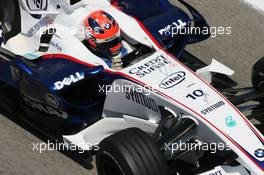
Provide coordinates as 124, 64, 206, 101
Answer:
186, 90, 204, 100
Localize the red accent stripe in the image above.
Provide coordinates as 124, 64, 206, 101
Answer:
42, 15, 264, 172
135, 19, 264, 143
132, 18, 264, 171
42, 54, 114, 73
42, 53, 264, 171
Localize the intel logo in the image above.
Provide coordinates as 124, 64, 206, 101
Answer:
159, 71, 186, 89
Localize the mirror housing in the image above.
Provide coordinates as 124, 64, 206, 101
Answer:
86, 65, 104, 76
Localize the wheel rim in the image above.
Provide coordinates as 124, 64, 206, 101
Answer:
101, 155, 123, 175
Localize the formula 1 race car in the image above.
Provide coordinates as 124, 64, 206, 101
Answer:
0, 0, 263, 175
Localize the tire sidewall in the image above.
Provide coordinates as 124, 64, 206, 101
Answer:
96, 142, 134, 175
96, 128, 169, 175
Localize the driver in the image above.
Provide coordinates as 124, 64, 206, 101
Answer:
84, 10, 124, 70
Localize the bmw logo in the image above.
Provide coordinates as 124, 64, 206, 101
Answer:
254, 148, 264, 158
105, 23, 111, 29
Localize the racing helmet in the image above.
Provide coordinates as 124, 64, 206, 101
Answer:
84, 10, 122, 57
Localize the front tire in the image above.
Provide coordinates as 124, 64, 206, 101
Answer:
96, 128, 169, 175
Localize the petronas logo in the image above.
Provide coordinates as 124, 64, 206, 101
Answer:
33, 0, 41, 8
26, 0, 48, 11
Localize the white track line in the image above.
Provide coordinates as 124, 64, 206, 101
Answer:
241, 0, 264, 13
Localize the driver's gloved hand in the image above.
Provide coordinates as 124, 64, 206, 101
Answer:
111, 53, 123, 70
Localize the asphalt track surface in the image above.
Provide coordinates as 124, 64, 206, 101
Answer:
0, 0, 264, 175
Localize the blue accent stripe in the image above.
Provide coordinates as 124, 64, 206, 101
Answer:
228, 136, 264, 170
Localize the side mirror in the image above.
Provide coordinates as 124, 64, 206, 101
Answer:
86, 65, 104, 76
14, 56, 36, 75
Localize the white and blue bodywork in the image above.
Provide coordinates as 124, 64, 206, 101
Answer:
0, 0, 263, 174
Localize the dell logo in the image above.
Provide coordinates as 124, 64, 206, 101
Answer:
159, 71, 186, 89
53, 72, 85, 91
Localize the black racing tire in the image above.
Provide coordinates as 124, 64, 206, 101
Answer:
96, 128, 169, 175
252, 57, 264, 90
